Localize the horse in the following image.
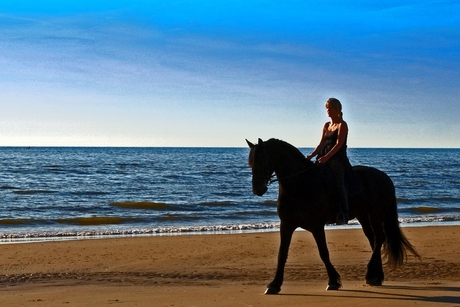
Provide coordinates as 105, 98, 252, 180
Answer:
246, 138, 420, 294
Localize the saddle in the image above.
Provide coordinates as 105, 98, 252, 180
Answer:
317, 164, 362, 198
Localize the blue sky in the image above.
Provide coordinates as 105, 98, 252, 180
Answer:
1, 1, 459, 147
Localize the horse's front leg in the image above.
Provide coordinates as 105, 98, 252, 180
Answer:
312, 229, 342, 290
265, 222, 295, 294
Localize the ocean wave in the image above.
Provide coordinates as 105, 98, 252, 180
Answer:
110, 201, 170, 210
0, 223, 281, 240
400, 215, 460, 223
156, 213, 202, 221
402, 206, 460, 214
407, 207, 441, 214
55, 216, 138, 226
426, 197, 459, 202
235, 210, 277, 216
0, 216, 143, 227
0, 218, 38, 225
397, 197, 460, 204
109, 200, 277, 211
261, 200, 277, 206
3, 212, 458, 229
1, 216, 460, 242
1, 186, 20, 190
12, 190, 57, 195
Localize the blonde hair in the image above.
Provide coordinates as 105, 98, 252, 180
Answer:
325, 98, 343, 118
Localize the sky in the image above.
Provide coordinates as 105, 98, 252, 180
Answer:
1, 1, 459, 147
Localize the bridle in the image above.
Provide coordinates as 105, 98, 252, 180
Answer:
268, 167, 315, 185
255, 145, 315, 187
250, 146, 276, 187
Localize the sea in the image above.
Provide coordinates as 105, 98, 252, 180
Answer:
1, 147, 459, 243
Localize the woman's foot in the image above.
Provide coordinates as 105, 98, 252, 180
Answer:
336, 212, 348, 225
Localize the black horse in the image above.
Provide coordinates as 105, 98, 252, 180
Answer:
246, 138, 420, 294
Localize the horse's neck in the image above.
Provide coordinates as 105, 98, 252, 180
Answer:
271, 150, 309, 178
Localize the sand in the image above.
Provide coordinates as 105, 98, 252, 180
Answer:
0, 226, 459, 306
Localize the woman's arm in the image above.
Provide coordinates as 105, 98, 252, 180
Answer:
306, 122, 329, 160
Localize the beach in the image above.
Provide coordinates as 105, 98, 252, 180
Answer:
1, 225, 459, 306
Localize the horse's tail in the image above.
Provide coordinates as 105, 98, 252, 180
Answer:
383, 197, 421, 268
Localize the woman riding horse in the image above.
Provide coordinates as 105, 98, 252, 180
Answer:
247, 138, 420, 293
306, 98, 352, 225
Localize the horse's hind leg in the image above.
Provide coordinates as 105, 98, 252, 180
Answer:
312, 229, 341, 290
361, 217, 385, 286
265, 222, 295, 294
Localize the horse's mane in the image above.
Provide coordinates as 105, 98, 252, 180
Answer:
265, 138, 309, 165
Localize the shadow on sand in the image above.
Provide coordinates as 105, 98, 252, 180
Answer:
278, 284, 460, 305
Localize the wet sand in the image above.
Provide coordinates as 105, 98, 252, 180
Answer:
1, 226, 459, 306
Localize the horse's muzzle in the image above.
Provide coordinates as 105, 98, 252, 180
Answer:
253, 184, 268, 196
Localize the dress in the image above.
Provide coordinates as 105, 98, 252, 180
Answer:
318, 129, 348, 163
317, 127, 351, 219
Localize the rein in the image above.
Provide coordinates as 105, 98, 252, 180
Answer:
262, 145, 315, 186
267, 165, 315, 185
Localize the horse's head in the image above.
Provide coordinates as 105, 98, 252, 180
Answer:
246, 138, 274, 196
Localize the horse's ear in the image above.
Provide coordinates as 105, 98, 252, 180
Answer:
258, 138, 264, 146
246, 139, 255, 148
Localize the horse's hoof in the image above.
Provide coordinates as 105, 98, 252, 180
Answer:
326, 284, 341, 291
264, 287, 280, 295
366, 279, 382, 287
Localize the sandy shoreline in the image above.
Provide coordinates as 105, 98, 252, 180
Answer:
1, 225, 459, 306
